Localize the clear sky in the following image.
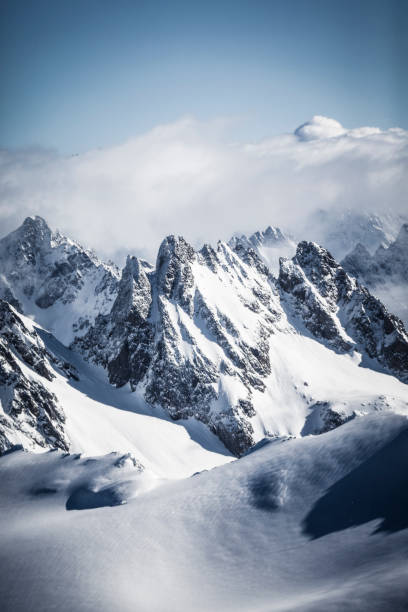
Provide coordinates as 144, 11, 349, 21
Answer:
1, 0, 407, 153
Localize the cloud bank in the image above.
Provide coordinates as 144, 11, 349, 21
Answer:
0, 115, 407, 263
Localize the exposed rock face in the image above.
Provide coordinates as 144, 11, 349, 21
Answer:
76, 254, 154, 389
301, 401, 355, 436
0, 300, 72, 454
0, 216, 120, 344
75, 236, 286, 455
1, 217, 408, 457
75, 235, 408, 455
279, 241, 408, 382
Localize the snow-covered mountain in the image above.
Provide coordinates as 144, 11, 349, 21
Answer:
342, 223, 408, 326
228, 225, 296, 275
0, 215, 120, 345
342, 223, 408, 285
1, 215, 408, 612
0, 298, 232, 474
297, 208, 407, 261
1, 216, 408, 458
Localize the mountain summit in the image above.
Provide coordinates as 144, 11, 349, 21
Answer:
0, 216, 120, 345
1, 217, 407, 456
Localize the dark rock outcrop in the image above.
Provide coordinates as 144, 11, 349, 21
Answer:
0, 300, 70, 454
279, 241, 408, 382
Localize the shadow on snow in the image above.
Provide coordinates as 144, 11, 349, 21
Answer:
36, 327, 232, 458
303, 427, 408, 539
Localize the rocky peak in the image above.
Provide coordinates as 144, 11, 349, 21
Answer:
295, 240, 337, 272
156, 235, 196, 308
278, 252, 354, 353
0, 218, 120, 345
229, 226, 296, 277
123, 255, 148, 282
293, 241, 350, 305
1, 215, 52, 264
279, 244, 408, 382
21, 214, 51, 238
250, 225, 287, 247
199, 244, 220, 272
157, 235, 195, 268
111, 255, 152, 323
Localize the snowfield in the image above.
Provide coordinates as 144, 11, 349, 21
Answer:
1, 412, 408, 612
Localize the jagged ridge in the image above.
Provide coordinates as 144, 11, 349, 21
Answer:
1, 217, 408, 457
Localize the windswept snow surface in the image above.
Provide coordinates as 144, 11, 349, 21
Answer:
1, 412, 408, 611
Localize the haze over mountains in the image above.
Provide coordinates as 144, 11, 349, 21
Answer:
1, 115, 407, 263
342, 222, 408, 326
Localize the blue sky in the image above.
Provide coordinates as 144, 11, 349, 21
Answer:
1, 0, 407, 152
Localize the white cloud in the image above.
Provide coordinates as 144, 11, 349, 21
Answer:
0, 115, 407, 263
294, 115, 346, 140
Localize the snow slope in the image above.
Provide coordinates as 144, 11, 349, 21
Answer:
28, 327, 234, 478
1, 412, 407, 612
4, 281, 408, 465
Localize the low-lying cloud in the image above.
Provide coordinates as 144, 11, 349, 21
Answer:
0, 115, 407, 263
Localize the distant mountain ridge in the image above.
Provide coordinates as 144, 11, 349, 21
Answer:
297, 209, 407, 261
228, 225, 296, 275
342, 223, 408, 286
341, 223, 408, 326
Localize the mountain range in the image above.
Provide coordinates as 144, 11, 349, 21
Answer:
1, 214, 408, 458
1, 213, 408, 611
